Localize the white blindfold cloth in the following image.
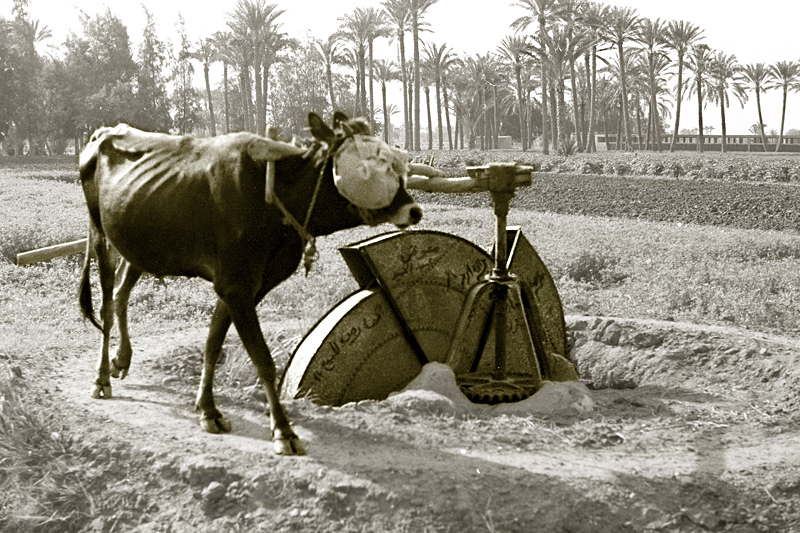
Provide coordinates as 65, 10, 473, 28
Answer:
332, 135, 410, 210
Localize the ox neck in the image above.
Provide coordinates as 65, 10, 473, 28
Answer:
267, 156, 327, 275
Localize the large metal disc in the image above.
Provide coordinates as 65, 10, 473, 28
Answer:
280, 229, 569, 406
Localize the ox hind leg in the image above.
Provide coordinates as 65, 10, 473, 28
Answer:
110, 260, 142, 379
194, 298, 234, 434
195, 294, 304, 455
219, 291, 304, 455
91, 237, 118, 399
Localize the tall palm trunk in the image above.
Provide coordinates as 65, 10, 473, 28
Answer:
514, 62, 527, 151
719, 85, 728, 153
398, 31, 411, 149
540, 65, 550, 152
382, 82, 390, 143
696, 77, 704, 152
587, 47, 597, 152
435, 76, 443, 150
368, 40, 375, 126
617, 41, 632, 151
442, 73, 453, 149
755, 87, 768, 151
776, 85, 788, 153
253, 48, 264, 134
492, 85, 499, 149
223, 62, 230, 133
203, 63, 217, 136
670, 51, 684, 152
412, 8, 421, 150
425, 86, 433, 150
569, 57, 581, 152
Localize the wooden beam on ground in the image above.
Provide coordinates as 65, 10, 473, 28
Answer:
16, 238, 87, 266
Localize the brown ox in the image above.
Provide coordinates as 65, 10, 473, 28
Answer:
78, 112, 421, 454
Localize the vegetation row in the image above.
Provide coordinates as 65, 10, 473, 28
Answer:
424, 150, 800, 183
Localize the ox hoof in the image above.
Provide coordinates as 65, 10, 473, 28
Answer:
91, 383, 112, 399
272, 431, 306, 456
110, 359, 129, 380
200, 415, 232, 434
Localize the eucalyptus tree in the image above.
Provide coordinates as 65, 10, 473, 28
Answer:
709, 52, 747, 153
374, 59, 400, 143
11, 12, 52, 151
664, 20, 704, 151
382, 0, 412, 148
314, 34, 345, 112
193, 38, 217, 136
635, 17, 670, 150
227, 0, 285, 135
685, 43, 714, 152
601, 5, 640, 151
765, 61, 800, 152
512, 0, 565, 154
409, 0, 439, 150
742, 63, 772, 150
497, 35, 532, 150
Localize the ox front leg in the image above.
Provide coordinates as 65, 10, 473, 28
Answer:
220, 291, 306, 456
195, 299, 234, 434
111, 260, 142, 380
92, 244, 116, 399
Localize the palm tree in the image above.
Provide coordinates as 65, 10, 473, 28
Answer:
439, 47, 459, 149
314, 33, 345, 112
686, 43, 713, 152
580, 1, 608, 152
227, 0, 284, 135
424, 41, 454, 150
765, 61, 800, 153
192, 39, 217, 136
602, 5, 640, 151
497, 35, 531, 151
212, 31, 235, 133
709, 52, 747, 153
409, 0, 439, 150
374, 59, 400, 143
512, 0, 564, 155
261, 27, 293, 127
664, 20, 704, 151
636, 17, 670, 151
382, 0, 411, 148
338, 8, 378, 118
363, 8, 391, 128
742, 63, 772, 151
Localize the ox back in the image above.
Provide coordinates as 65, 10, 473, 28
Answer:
78, 112, 422, 455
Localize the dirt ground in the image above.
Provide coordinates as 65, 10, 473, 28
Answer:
11, 311, 797, 533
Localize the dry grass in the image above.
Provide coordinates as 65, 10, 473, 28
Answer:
2, 157, 800, 528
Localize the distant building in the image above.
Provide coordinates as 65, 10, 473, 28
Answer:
594, 134, 800, 153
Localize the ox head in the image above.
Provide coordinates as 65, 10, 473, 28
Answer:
308, 112, 422, 228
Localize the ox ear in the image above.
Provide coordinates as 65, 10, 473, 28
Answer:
308, 112, 335, 144
332, 111, 350, 129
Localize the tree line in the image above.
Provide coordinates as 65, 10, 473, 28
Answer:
1, 0, 799, 156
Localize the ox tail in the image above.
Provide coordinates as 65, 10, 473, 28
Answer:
79, 236, 103, 331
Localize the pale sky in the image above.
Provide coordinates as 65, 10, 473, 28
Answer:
11, 0, 800, 134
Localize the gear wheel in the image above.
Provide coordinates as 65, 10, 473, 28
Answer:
456, 373, 540, 405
